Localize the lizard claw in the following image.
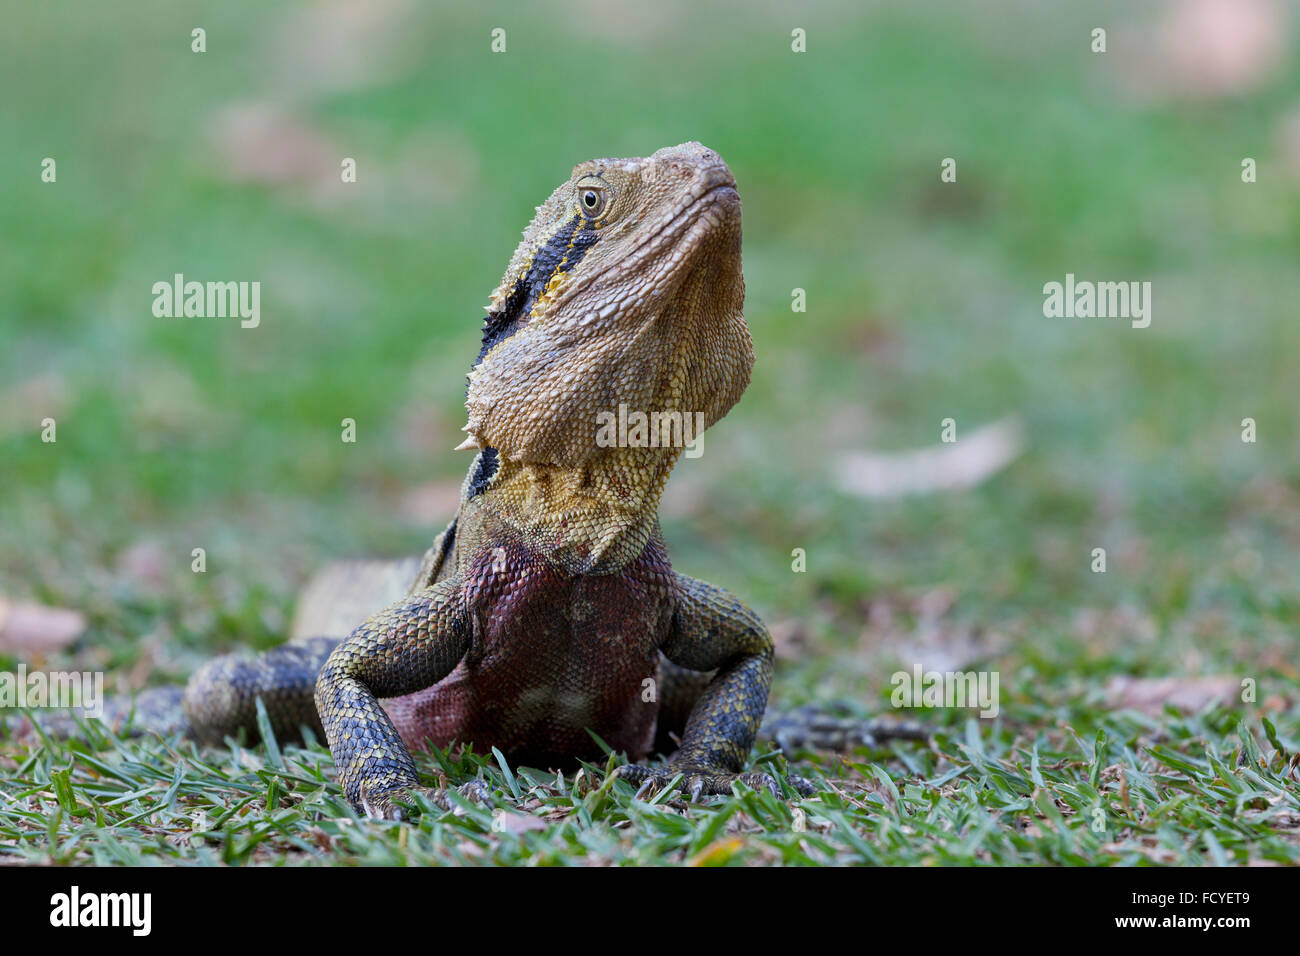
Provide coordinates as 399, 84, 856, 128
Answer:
359, 780, 493, 821
738, 771, 782, 799
787, 773, 818, 797
457, 779, 493, 804
614, 764, 800, 801
611, 763, 658, 797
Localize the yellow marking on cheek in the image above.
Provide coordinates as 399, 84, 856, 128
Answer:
540, 216, 586, 302
556, 217, 582, 270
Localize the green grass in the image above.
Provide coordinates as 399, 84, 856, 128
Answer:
2, 0, 1299, 865
6, 703, 1298, 865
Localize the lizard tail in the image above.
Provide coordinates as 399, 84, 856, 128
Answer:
4, 684, 192, 741
9, 558, 423, 746
759, 702, 930, 753
7, 636, 341, 746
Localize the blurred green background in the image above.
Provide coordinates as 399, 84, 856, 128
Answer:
2, 0, 1298, 710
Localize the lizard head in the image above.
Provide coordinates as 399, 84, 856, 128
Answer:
464, 142, 752, 471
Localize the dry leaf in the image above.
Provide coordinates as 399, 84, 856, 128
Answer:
836, 417, 1024, 499
0, 598, 87, 654
289, 558, 422, 641
1120, 0, 1291, 103
1104, 675, 1240, 714
492, 812, 548, 836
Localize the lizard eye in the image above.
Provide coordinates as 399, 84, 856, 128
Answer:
579, 187, 607, 219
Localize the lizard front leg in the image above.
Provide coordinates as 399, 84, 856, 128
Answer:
618, 573, 788, 800
315, 580, 478, 819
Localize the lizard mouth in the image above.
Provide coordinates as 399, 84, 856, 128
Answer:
640, 180, 740, 271
661, 181, 740, 240
664, 184, 739, 257
642, 175, 739, 246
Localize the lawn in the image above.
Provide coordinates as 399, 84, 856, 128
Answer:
1, 0, 1298, 865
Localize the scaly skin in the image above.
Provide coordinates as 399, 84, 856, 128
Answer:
314, 142, 777, 817
20, 143, 927, 818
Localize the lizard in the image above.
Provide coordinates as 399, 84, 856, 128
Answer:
21, 142, 924, 819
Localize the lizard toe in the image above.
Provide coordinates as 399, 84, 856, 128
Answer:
359, 780, 491, 821
614, 764, 787, 801
787, 773, 819, 797
455, 779, 494, 805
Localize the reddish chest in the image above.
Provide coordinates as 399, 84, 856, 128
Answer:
383, 535, 676, 764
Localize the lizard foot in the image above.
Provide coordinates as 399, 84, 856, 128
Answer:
614, 764, 816, 801
359, 779, 492, 821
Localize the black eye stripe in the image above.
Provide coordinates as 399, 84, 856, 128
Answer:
471, 214, 601, 376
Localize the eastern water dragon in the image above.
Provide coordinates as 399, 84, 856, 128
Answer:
28, 142, 924, 819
